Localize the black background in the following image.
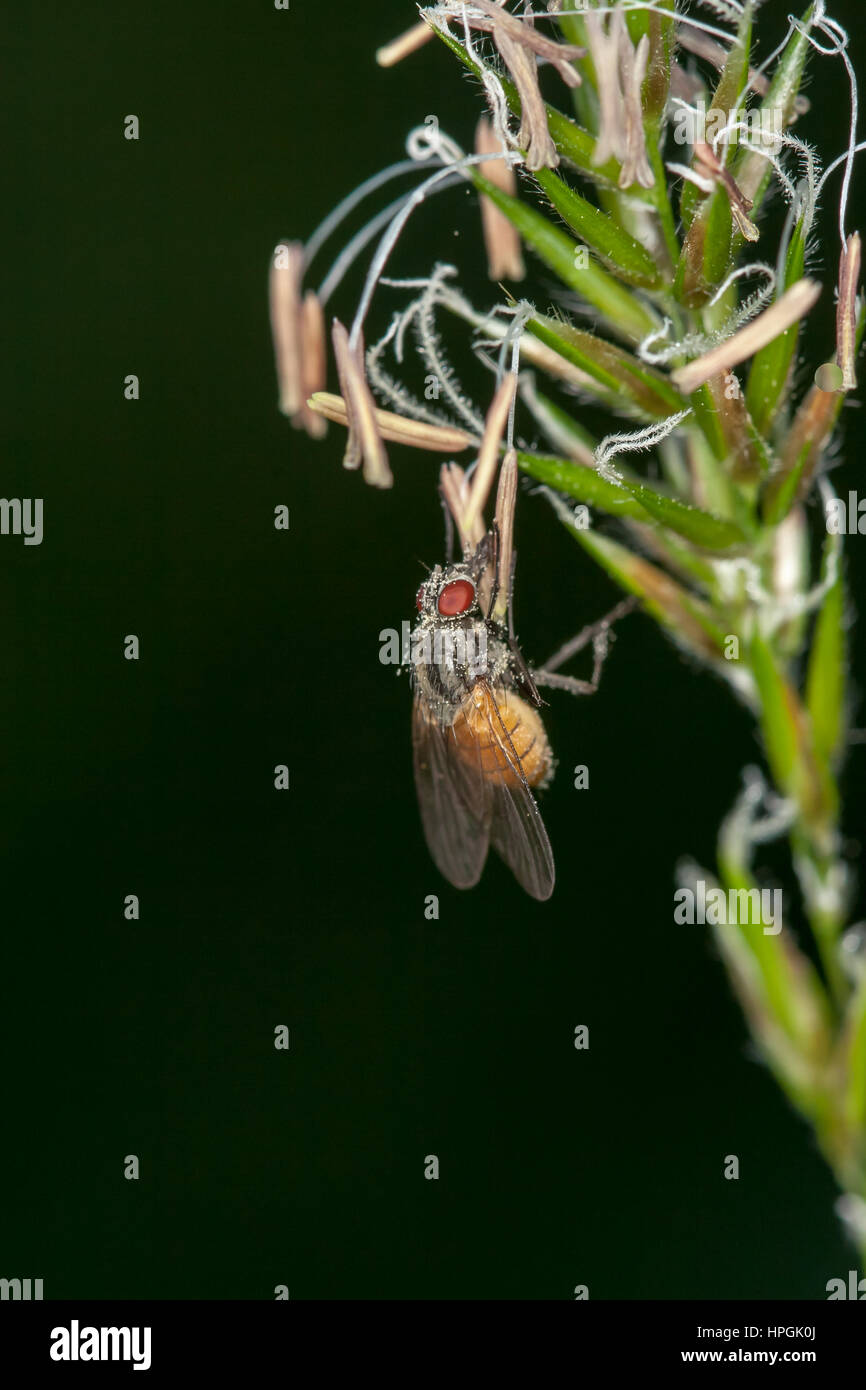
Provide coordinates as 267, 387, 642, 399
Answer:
0, 0, 864, 1299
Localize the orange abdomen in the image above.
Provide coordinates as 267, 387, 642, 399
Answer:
452, 686, 552, 789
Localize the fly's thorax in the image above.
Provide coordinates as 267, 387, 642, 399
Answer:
453, 685, 553, 790
410, 614, 511, 712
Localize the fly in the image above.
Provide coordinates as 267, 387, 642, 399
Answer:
410, 449, 634, 901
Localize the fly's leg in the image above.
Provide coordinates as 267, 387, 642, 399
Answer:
532, 596, 637, 697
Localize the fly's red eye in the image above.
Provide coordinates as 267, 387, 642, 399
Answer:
437, 579, 475, 616
416, 584, 426, 612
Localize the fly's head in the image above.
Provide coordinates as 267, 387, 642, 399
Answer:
414, 529, 499, 625
415, 562, 479, 625
413, 562, 487, 685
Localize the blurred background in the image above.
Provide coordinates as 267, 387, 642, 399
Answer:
0, 0, 863, 1298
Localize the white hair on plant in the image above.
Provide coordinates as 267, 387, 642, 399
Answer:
677, 0, 861, 253
471, 312, 529, 359
695, 0, 744, 18
637, 315, 678, 365
415, 268, 488, 434
413, 280, 528, 362
361, 264, 488, 437
815, 140, 866, 205
378, 275, 446, 292
412, 275, 514, 344
714, 492, 841, 640
773, 133, 820, 213
364, 265, 507, 439
748, 0, 824, 87
454, 1, 515, 150
707, 260, 777, 309
796, 7, 859, 248
383, 263, 457, 365
301, 159, 425, 274
748, 2, 861, 248
638, 263, 776, 365
316, 195, 420, 307
711, 554, 774, 639
795, 850, 850, 922
306, 119, 468, 305
347, 123, 523, 354
379, 275, 444, 367
723, 766, 797, 863
404, 122, 466, 168
498, 301, 534, 448
593, 409, 693, 481
723, 128, 822, 293
365, 308, 474, 436
720, 123, 821, 212
496, 300, 533, 380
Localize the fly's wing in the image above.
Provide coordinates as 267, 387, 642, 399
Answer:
476, 682, 555, 902
412, 695, 491, 889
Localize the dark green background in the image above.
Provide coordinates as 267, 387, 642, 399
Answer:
1, 0, 864, 1299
